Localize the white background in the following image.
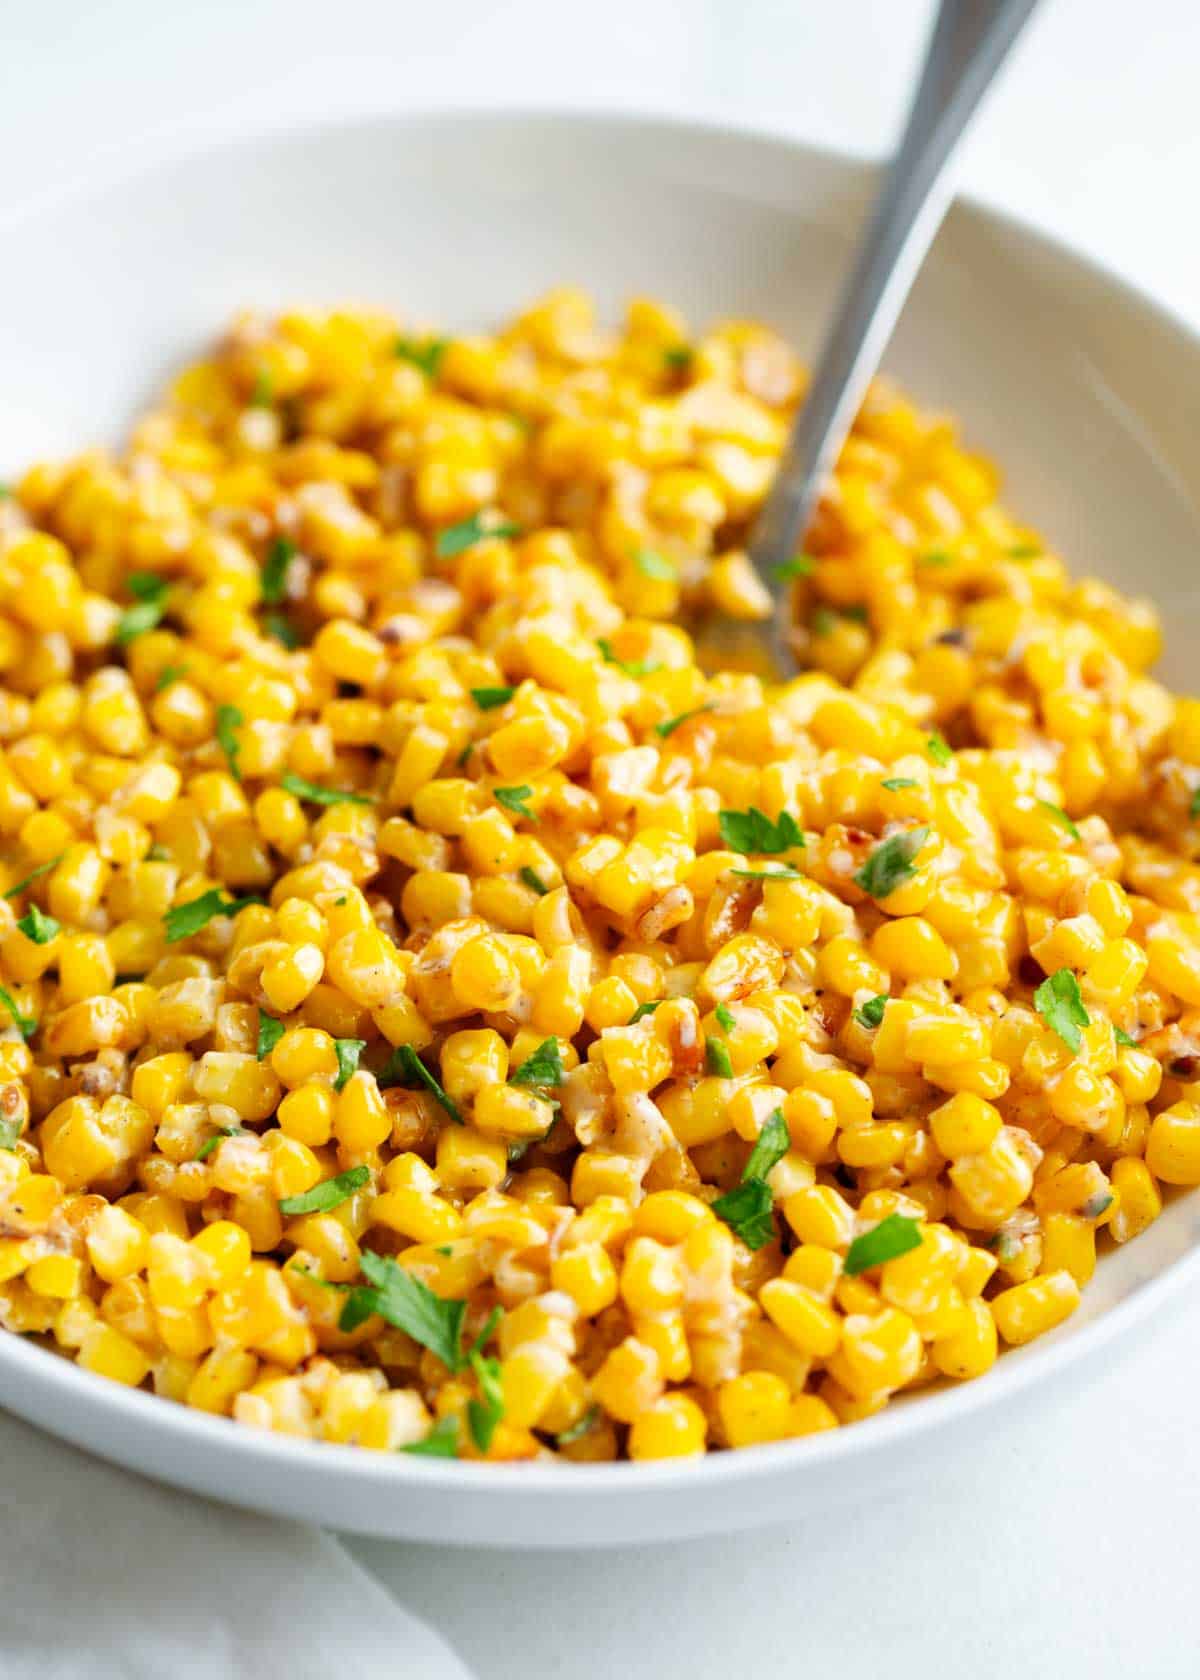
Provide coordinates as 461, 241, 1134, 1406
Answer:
4, 1, 1200, 1674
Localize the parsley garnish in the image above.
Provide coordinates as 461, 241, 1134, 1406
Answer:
1037, 799, 1081, 841
333, 1037, 366, 1091
394, 336, 448, 378
597, 637, 661, 679
215, 704, 243, 781
926, 733, 952, 766
146, 844, 170, 862
260, 537, 295, 606
853, 994, 888, 1029
155, 663, 189, 693
435, 511, 521, 558
629, 1000, 661, 1023
263, 613, 300, 649
881, 777, 919, 791
466, 1313, 505, 1452
3, 855, 63, 899
194, 1124, 245, 1161
663, 346, 693, 371
495, 785, 537, 822
635, 549, 676, 581
1008, 543, 1042, 559
163, 889, 261, 943
256, 1010, 284, 1060
519, 866, 549, 896
471, 686, 515, 710
556, 1405, 600, 1446
714, 1003, 736, 1032
1191, 786, 1200, 821
844, 1213, 923, 1276
712, 1109, 789, 1250
510, 1038, 564, 1088
1113, 1025, 1137, 1048
280, 772, 374, 807
731, 865, 802, 881
854, 827, 930, 899
920, 549, 952, 566
773, 554, 815, 581
115, 573, 170, 645
402, 1416, 460, 1458
340, 1251, 465, 1360
655, 703, 715, 739
0, 986, 37, 1041
706, 1036, 733, 1078
1034, 968, 1090, 1054
0, 1116, 21, 1150
16, 904, 58, 944
249, 368, 274, 407
386, 1043, 463, 1123
279, 1164, 370, 1216
718, 807, 805, 855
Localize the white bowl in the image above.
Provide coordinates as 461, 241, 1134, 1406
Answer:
2, 110, 1200, 1548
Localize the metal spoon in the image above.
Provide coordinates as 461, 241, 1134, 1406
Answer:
748, 0, 1043, 674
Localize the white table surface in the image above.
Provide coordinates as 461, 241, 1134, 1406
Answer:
5, 1, 1200, 1673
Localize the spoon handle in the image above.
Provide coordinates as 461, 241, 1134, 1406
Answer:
750, 0, 1042, 672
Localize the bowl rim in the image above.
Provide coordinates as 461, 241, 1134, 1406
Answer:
3, 102, 1199, 1505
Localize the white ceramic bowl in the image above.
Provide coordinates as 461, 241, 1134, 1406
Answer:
2, 110, 1200, 1548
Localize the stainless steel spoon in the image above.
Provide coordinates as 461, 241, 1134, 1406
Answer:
748, 0, 1043, 674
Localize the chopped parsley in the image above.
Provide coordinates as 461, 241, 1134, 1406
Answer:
714, 1003, 736, 1032
194, 1124, 245, 1161
705, 1036, 733, 1078
470, 686, 515, 710
1080, 1190, 1114, 1221
256, 1010, 284, 1060
385, 1043, 463, 1124
629, 1000, 662, 1023
853, 994, 888, 1030
495, 785, 537, 822
249, 368, 274, 407
279, 1164, 371, 1217
263, 612, 300, 649
880, 777, 919, 791
0, 984, 34, 1040
1034, 968, 1090, 1054
146, 844, 171, 862
655, 703, 715, 740
844, 1213, 923, 1275
394, 336, 449, 378
340, 1251, 466, 1360
115, 573, 171, 645
773, 554, 815, 581
597, 637, 660, 679
1191, 786, 1200, 821
926, 733, 953, 766
556, 1405, 600, 1446
4, 855, 64, 899
260, 537, 296, 606
731, 865, 802, 881
920, 549, 952, 567
1037, 799, 1081, 841
467, 1342, 505, 1451
718, 807, 805, 855
0, 1116, 21, 1151
333, 1037, 367, 1091
712, 1108, 789, 1250
1113, 1025, 1137, 1048
662, 346, 693, 372
854, 827, 930, 899
519, 866, 549, 896
635, 549, 676, 581
215, 704, 243, 782
163, 889, 262, 943
1008, 543, 1042, 559
435, 511, 521, 559
509, 1038, 564, 1088
154, 663, 189, 693
280, 772, 374, 807
16, 904, 58, 945
402, 1416, 460, 1458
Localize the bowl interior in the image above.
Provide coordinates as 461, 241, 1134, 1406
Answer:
1, 110, 1199, 1545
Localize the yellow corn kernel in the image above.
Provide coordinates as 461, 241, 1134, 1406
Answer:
990, 1269, 1081, 1345
627, 1393, 707, 1460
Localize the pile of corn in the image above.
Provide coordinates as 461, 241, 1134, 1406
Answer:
0, 288, 1198, 1463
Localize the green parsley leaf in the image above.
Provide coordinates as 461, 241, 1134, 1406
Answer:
714, 1003, 736, 1032
510, 1038, 564, 1088
1008, 543, 1042, 559
402, 1416, 460, 1458
718, 806, 805, 855
0, 1116, 21, 1151
4, 855, 64, 899
773, 555, 815, 581
16, 904, 59, 944
705, 1036, 733, 1078
394, 336, 449, 378
466, 1314, 505, 1451
519, 866, 549, 896
635, 549, 676, 581
260, 536, 296, 606
655, 703, 715, 740
926, 733, 953, 766
280, 772, 374, 807
597, 637, 661, 679
154, 663, 189, 693
386, 1043, 463, 1124
435, 511, 522, 559
730, 866, 802, 881
629, 1000, 661, 1023
164, 889, 261, 943
1034, 968, 1090, 1054
711, 1179, 776, 1251
263, 612, 300, 649
0, 985, 36, 1041
1037, 799, 1081, 842
920, 549, 952, 567
853, 994, 888, 1030
256, 1010, 284, 1060
743, 1108, 790, 1183
880, 777, 919, 791
844, 1213, 924, 1276
340, 1251, 466, 1367
115, 574, 171, 645
1113, 1025, 1137, 1048
495, 785, 537, 822
854, 827, 930, 900
811, 607, 836, 637
663, 345, 693, 371
215, 704, 243, 782
146, 844, 170, 862
279, 1164, 370, 1217
556, 1405, 600, 1446
0, 483, 9, 500
1081, 1190, 1115, 1221
249, 368, 274, 407
333, 1038, 367, 1092
471, 686, 515, 710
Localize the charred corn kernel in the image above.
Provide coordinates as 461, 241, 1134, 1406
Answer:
627, 1393, 707, 1460
991, 1269, 1081, 1344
